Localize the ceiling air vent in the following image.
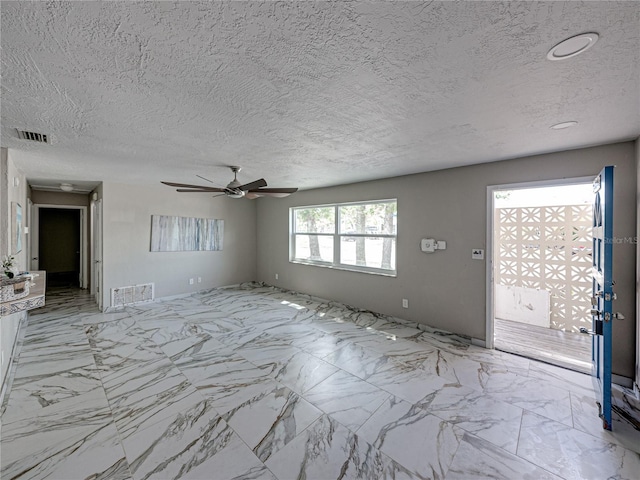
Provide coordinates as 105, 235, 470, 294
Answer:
16, 129, 50, 144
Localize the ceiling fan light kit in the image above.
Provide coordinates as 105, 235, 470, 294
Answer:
162, 166, 298, 200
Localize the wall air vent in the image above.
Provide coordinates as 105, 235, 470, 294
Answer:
16, 129, 50, 144
111, 283, 155, 308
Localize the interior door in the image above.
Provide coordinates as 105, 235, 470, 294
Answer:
591, 166, 614, 430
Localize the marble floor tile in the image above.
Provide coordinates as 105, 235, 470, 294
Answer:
267, 350, 339, 394
528, 361, 596, 396
323, 342, 391, 379
260, 323, 326, 348
144, 321, 206, 348
413, 328, 472, 353
356, 395, 464, 479
420, 348, 513, 394
222, 383, 322, 462
298, 332, 346, 358
365, 357, 454, 404
1, 405, 130, 480
446, 432, 562, 480
5, 284, 637, 480
359, 320, 424, 339
309, 316, 369, 339
355, 335, 437, 367
214, 325, 271, 349
303, 370, 390, 431
80, 310, 132, 325
191, 362, 280, 416
236, 340, 303, 367
157, 332, 219, 358
183, 311, 246, 334
418, 383, 523, 453
11, 346, 96, 381
517, 410, 640, 480
265, 414, 412, 480
123, 407, 274, 480
101, 358, 204, 438
570, 390, 640, 454
483, 370, 573, 425
3, 364, 104, 421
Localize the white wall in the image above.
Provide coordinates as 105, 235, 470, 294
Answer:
636, 137, 640, 391
101, 183, 257, 307
257, 142, 637, 379
0, 148, 7, 259
3, 150, 28, 269
0, 148, 29, 401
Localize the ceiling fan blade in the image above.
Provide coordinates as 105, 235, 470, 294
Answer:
238, 178, 267, 191
245, 193, 262, 199
248, 191, 294, 198
176, 187, 226, 192
161, 181, 214, 189
249, 187, 298, 194
195, 174, 215, 184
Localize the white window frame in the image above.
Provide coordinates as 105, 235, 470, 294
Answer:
290, 199, 397, 276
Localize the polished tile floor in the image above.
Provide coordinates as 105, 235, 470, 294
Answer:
1, 283, 638, 479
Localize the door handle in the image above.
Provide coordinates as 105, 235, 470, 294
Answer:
579, 327, 597, 336
32, 257, 38, 260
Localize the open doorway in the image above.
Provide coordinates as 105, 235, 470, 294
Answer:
40, 208, 81, 288
489, 181, 594, 373
30, 205, 88, 291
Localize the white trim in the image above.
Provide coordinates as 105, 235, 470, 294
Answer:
471, 338, 486, 348
486, 187, 495, 349
290, 199, 398, 276
485, 176, 595, 351
92, 199, 103, 310
31, 204, 88, 289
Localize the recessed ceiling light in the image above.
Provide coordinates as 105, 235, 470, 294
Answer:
547, 32, 599, 61
550, 121, 578, 130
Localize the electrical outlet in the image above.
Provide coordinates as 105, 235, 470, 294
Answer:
275, 273, 279, 280
402, 299, 409, 308
189, 278, 194, 285
197, 277, 202, 283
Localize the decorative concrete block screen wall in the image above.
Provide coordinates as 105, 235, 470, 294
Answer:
494, 205, 593, 332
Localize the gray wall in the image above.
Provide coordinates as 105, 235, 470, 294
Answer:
257, 142, 637, 379
31, 190, 90, 207
101, 183, 257, 307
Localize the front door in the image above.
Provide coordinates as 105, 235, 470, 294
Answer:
591, 166, 614, 430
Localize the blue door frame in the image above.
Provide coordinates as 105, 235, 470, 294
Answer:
591, 166, 614, 430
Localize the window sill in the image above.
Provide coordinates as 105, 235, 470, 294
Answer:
290, 259, 397, 277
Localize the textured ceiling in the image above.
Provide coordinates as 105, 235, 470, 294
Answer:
1, 1, 639, 191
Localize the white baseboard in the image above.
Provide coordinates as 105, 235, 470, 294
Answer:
471, 338, 486, 348
612, 373, 633, 388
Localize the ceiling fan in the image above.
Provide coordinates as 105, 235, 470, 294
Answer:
161, 166, 298, 199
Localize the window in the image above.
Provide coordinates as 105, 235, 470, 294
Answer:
290, 200, 397, 275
